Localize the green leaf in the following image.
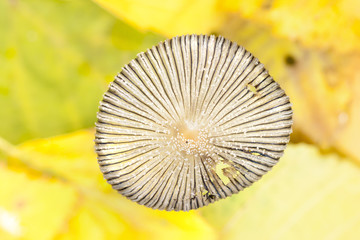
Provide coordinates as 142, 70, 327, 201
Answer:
0, 0, 164, 144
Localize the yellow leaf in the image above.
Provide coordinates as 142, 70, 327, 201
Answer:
222, 0, 360, 53
0, 132, 216, 240
0, 165, 77, 240
93, 0, 224, 37
93, 0, 360, 53
18, 129, 109, 192
2, 130, 360, 239
55, 198, 138, 240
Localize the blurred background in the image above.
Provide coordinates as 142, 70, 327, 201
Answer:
1, 0, 360, 239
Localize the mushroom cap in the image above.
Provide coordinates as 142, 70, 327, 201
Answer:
95, 35, 293, 211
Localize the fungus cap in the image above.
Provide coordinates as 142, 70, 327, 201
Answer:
95, 34, 293, 211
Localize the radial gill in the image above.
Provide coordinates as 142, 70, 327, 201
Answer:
95, 34, 293, 211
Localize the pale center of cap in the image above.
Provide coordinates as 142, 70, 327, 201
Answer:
169, 122, 214, 156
